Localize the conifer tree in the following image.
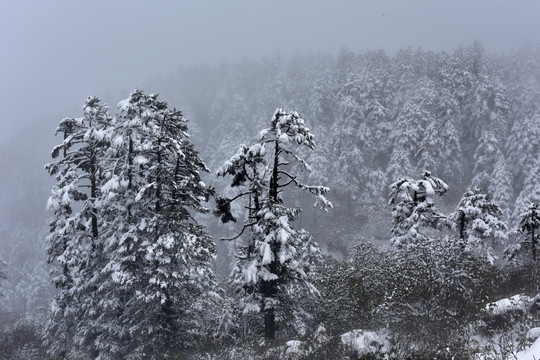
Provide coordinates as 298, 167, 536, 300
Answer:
0, 258, 6, 299
472, 131, 504, 190
96, 90, 218, 358
386, 97, 420, 183
306, 63, 337, 126
514, 154, 540, 224
332, 72, 367, 203
450, 187, 507, 260
435, 86, 464, 184
45, 90, 217, 359
519, 203, 540, 262
389, 171, 448, 247
218, 108, 331, 340
490, 156, 513, 222
506, 114, 540, 188
44, 97, 111, 357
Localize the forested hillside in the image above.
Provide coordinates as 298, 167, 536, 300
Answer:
146, 42, 540, 259
2, 43, 540, 359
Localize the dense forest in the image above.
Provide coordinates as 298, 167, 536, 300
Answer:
2, 42, 540, 359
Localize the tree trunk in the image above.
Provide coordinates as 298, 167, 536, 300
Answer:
90, 151, 99, 241
155, 144, 162, 213
459, 210, 466, 249
532, 208, 538, 262
172, 157, 180, 201
128, 137, 133, 189
263, 139, 280, 340
264, 308, 275, 340
533, 224, 536, 262
127, 136, 134, 219
269, 140, 280, 203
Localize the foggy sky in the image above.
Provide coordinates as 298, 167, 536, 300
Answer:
1, 0, 540, 145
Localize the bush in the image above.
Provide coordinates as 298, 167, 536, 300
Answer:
0, 311, 49, 360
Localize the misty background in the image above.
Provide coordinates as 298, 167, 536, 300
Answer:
2, 0, 539, 141
1, 0, 540, 314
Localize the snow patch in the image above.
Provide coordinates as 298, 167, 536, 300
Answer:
517, 335, 540, 359
341, 329, 389, 357
485, 294, 531, 316
285, 340, 307, 358
527, 327, 540, 341
261, 243, 273, 265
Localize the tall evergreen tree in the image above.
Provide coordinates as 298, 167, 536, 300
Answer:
332, 72, 368, 204
435, 86, 464, 185
95, 90, 218, 358
0, 258, 6, 299
514, 156, 540, 225
218, 108, 331, 340
471, 131, 505, 191
489, 156, 513, 222
506, 114, 540, 190
518, 203, 540, 262
44, 96, 111, 357
386, 97, 420, 182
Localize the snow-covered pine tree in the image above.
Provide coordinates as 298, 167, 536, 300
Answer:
391, 47, 417, 102
468, 73, 509, 145
518, 203, 540, 262
389, 171, 448, 247
471, 131, 504, 190
356, 69, 392, 207
489, 156, 513, 222
514, 156, 540, 225
332, 72, 368, 206
95, 90, 217, 358
360, 68, 392, 150
506, 114, 540, 190
0, 258, 5, 299
385, 97, 419, 183
306, 60, 336, 127
435, 86, 464, 185
44, 96, 111, 358
387, 78, 442, 182
216, 141, 266, 339
450, 187, 508, 261
217, 108, 332, 340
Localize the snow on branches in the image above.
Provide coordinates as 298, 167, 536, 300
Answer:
389, 171, 448, 247
218, 108, 330, 339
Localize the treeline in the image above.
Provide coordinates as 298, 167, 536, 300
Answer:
149, 42, 540, 254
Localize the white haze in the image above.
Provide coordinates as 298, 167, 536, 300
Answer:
1, 0, 540, 145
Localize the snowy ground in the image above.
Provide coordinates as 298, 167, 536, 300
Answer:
517, 336, 540, 360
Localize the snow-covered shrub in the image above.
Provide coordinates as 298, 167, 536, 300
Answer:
316, 241, 393, 335
498, 258, 540, 301
340, 329, 390, 358
526, 327, 540, 341
379, 236, 499, 358
485, 294, 531, 317
0, 311, 50, 360
474, 294, 540, 359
